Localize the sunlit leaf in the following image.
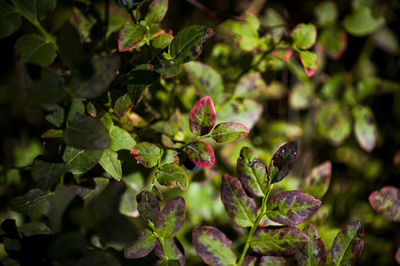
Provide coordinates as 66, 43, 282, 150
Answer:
319, 27, 347, 59
299, 50, 318, 77
211, 122, 249, 143
183, 141, 215, 167
158, 163, 189, 191
259, 256, 285, 266
189, 96, 216, 136
369, 186, 400, 221
144, 0, 168, 25
15, 34, 57, 67
269, 141, 298, 183
131, 142, 163, 168
124, 229, 156, 259
156, 197, 186, 238
353, 106, 377, 152
295, 224, 326, 266
110, 125, 136, 152
217, 99, 263, 130
303, 161, 332, 199
99, 149, 122, 181
192, 226, 237, 266
221, 174, 257, 227
118, 22, 146, 51
272, 45, 293, 61
291, 23, 317, 50
154, 238, 185, 265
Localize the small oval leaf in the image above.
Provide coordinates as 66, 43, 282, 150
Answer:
211, 122, 249, 143
158, 163, 189, 191
118, 22, 146, 52
369, 186, 400, 221
354, 106, 377, 152
131, 142, 163, 168
272, 46, 293, 61
221, 174, 257, 227
291, 23, 317, 50
183, 141, 215, 167
295, 224, 326, 266
259, 256, 285, 266
192, 226, 237, 266
251, 227, 309, 256
331, 220, 365, 265
303, 161, 332, 199
299, 50, 318, 77
137, 190, 160, 223
269, 141, 298, 183
189, 96, 216, 136
144, 0, 168, 25
124, 229, 156, 259
156, 197, 186, 238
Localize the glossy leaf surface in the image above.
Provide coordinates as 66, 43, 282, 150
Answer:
131, 142, 163, 168
211, 122, 249, 143
369, 186, 400, 221
291, 23, 317, 50
221, 174, 257, 227
156, 197, 185, 238
269, 141, 298, 183
192, 226, 237, 266
295, 224, 326, 266
158, 163, 189, 191
124, 229, 156, 259
303, 161, 332, 199
183, 141, 215, 167
189, 96, 216, 136
118, 22, 146, 51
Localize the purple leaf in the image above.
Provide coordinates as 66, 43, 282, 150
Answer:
189, 96, 216, 136
221, 174, 257, 227
269, 141, 298, 183
295, 224, 326, 266
236, 146, 269, 198
156, 197, 185, 238
155, 238, 185, 266
369, 186, 400, 221
251, 227, 309, 256
183, 140, 215, 167
241, 255, 257, 266
303, 161, 332, 199
124, 229, 156, 259
192, 226, 237, 266
266, 190, 321, 225
331, 220, 365, 265
136, 190, 160, 223
131, 142, 163, 168
211, 122, 249, 143
259, 256, 285, 266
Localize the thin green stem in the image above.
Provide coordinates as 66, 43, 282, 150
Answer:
148, 221, 170, 260
237, 185, 273, 266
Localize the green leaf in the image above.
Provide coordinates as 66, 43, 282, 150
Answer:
110, 125, 136, 152
369, 186, 400, 221
331, 220, 365, 265
156, 197, 185, 238
272, 45, 293, 61
266, 190, 321, 225
183, 141, 215, 167
64, 114, 111, 150
353, 106, 377, 152
15, 34, 57, 67
137, 190, 160, 223
154, 238, 185, 265
41, 129, 63, 138
251, 227, 309, 256
343, 7, 384, 36
13, 0, 56, 20
269, 141, 298, 184
0, 1, 21, 39
295, 224, 327, 266
235, 72, 268, 98
236, 146, 268, 197
114, 93, 133, 117
319, 27, 347, 59
158, 163, 189, 191
151, 30, 173, 49
184, 62, 224, 103
259, 256, 286, 266
192, 226, 237, 266
144, 0, 168, 25
217, 99, 263, 130
211, 122, 249, 143
303, 161, 332, 199
8, 189, 52, 218
118, 22, 146, 51
169, 25, 215, 63
45, 107, 64, 128
99, 149, 122, 181
220, 174, 257, 227
124, 229, 156, 259
299, 50, 318, 77
67, 98, 85, 123
291, 23, 317, 50
31, 157, 69, 190
131, 142, 163, 168
63, 146, 103, 175
72, 55, 120, 99
314, 2, 338, 27
189, 96, 216, 136
289, 82, 314, 110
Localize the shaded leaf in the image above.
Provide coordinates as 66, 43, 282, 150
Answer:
217, 99, 262, 130
269, 141, 298, 183
189, 96, 216, 136
317, 102, 351, 145
0, 1, 21, 39
8, 189, 52, 218
156, 260, 180, 266
303, 161, 332, 199
158, 163, 189, 191
99, 149, 122, 181
295, 224, 326, 266
259, 256, 285, 266
266, 190, 321, 225
272, 45, 293, 61
68, 178, 109, 205
31, 157, 69, 190
124, 229, 156, 259
144, 0, 168, 25
299, 50, 318, 77
396, 247, 400, 264
13, 0, 56, 20
185, 62, 224, 103
250, 227, 309, 256
211, 122, 249, 143
155, 238, 185, 266
183, 141, 215, 167
41, 129, 63, 139
319, 27, 347, 59
137, 190, 160, 223
15, 34, 57, 67
78, 250, 120, 266
110, 125, 136, 151
291, 23, 317, 50
45, 107, 64, 128
67, 98, 85, 123
87, 102, 97, 117
170, 25, 215, 63
343, 7, 384, 36
118, 22, 146, 51
156, 197, 185, 238
369, 186, 400, 221
289, 82, 314, 110
192, 226, 237, 266
131, 142, 163, 168
63, 114, 111, 150
235, 72, 268, 98
236, 146, 268, 198
353, 106, 377, 152
63, 146, 103, 175
314, 2, 338, 27
151, 30, 173, 49
331, 220, 364, 265
221, 174, 257, 227
114, 93, 133, 117
49, 185, 76, 233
